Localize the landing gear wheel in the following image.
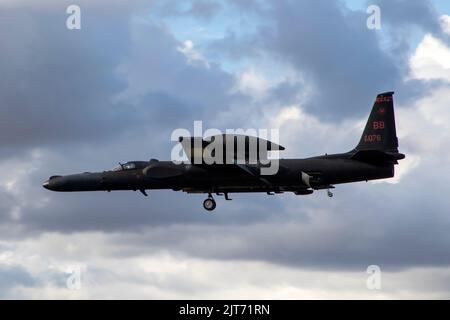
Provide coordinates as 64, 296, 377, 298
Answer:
203, 198, 216, 211
327, 190, 334, 198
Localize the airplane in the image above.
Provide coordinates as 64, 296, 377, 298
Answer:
43, 91, 405, 211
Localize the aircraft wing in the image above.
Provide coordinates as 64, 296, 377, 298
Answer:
178, 134, 285, 165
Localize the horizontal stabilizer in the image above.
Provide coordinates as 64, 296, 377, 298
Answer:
351, 149, 405, 164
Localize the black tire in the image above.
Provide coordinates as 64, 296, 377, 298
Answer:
203, 198, 216, 211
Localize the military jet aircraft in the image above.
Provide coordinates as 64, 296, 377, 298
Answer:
43, 92, 405, 211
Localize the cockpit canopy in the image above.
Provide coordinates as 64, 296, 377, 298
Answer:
112, 161, 148, 172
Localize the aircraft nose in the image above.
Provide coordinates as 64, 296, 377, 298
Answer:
42, 175, 63, 191
42, 173, 102, 192
42, 180, 50, 190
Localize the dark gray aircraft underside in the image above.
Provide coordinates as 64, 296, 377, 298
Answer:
43, 92, 405, 211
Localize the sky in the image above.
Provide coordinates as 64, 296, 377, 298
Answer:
0, 0, 450, 299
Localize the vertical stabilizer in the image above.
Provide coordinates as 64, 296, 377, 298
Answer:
355, 91, 399, 152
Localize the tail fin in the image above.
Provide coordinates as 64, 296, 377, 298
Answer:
355, 91, 399, 152
352, 92, 405, 163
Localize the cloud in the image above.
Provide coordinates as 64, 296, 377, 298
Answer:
3, 232, 450, 299
409, 34, 450, 81
232, 67, 270, 100
188, 0, 222, 21
208, 0, 447, 121
371, 0, 442, 35
177, 40, 211, 68
441, 15, 450, 34
0, 0, 237, 156
150, 0, 222, 21
0, 4, 132, 151
0, 265, 37, 298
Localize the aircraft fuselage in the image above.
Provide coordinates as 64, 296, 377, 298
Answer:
43, 154, 394, 195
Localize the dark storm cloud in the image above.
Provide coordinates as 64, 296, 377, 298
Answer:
0, 1, 264, 236
209, 0, 445, 120
371, 0, 443, 35
207, 30, 263, 61
189, 0, 222, 21
0, 6, 132, 150
150, 0, 222, 21
0, 0, 249, 159
0, 188, 16, 223
119, 20, 244, 131
106, 170, 450, 271
229, 0, 263, 11
261, 0, 402, 119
